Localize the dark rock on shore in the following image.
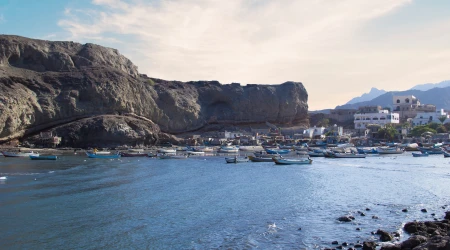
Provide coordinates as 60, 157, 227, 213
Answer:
338, 215, 355, 222
0, 35, 309, 146
24, 115, 160, 148
362, 241, 376, 250
376, 229, 394, 242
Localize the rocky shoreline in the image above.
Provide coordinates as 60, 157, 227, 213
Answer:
327, 207, 450, 250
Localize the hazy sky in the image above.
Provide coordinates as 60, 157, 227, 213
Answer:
1, 0, 449, 110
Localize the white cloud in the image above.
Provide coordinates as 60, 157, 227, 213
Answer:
58, 0, 450, 109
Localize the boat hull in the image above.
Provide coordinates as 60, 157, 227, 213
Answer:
30, 155, 57, 160
412, 152, 428, 157
119, 152, 149, 157
2, 151, 39, 157
225, 157, 249, 163
273, 158, 312, 165
247, 155, 273, 162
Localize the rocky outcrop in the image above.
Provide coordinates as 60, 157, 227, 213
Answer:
0, 35, 309, 146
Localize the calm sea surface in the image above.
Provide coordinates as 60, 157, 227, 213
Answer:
1, 153, 449, 249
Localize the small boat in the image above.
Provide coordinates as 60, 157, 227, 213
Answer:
225, 156, 249, 163
333, 153, 366, 158
159, 154, 188, 159
119, 152, 148, 157
248, 155, 274, 162
30, 155, 58, 160
158, 148, 176, 154
417, 147, 444, 155
86, 152, 120, 159
377, 147, 404, 154
2, 151, 39, 157
412, 152, 429, 157
443, 151, 450, 158
219, 146, 239, 153
356, 148, 378, 154
308, 152, 324, 157
238, 146, 264, 152
273, 157, 312, 165
186, 151, 205, 156
265, 148, 290, 155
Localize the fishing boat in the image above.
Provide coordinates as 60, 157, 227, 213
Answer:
225, 156, 249, 163
443, 151, 450, 158
159, 154, 187, 159
30, 155, 58, 160
265, 148, 290, 155
273, 157, 312, 165
238, 146, 264, 152
412, 152, 429, 157
158, 148, 176, 154
356, 147, 378, 154
86, 152, 120, 159
417, 147, 444, 155
376, 147, 404, 154
2, 151, 39, 157
247, 155, 274, 162
186, 151, 205, 156
119, 152, 148, 157
333, 153, 366, 158
91, 149, 111, 155
218, 146, 239, 153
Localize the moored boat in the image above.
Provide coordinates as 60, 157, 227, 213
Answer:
443, 151, 450, 158
265, 148, 290, 155
377, 147, 404, 154
333, 153, 366, 158
86, 152, 120, 159
225, 156, 249, 163
119, 152, 149, 157
2, 151, 39, 157
186, 151, 205, 156
158, 148, 177, 154
412, 152, 429, 157
273, 157, 312, 165
218, 146, 239, 153
248, 155, 274, 162
356, 147, 378, 154
417, 147, 444, 155
30, 155, 58, 160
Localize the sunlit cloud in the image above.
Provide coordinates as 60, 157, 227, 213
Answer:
58, 0, 450, 109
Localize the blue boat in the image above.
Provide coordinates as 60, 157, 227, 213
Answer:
444, 151, 450, 158
30, 155, 58, 160
265, 148, 290, 155
417, 147, 443, 155
356, 148, 378, 154
86, 152, 121, 159
412, 152, 428, 157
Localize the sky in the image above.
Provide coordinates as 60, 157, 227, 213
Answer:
1, 0, 450, 110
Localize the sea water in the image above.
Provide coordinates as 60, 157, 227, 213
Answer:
0, 154, 449, 249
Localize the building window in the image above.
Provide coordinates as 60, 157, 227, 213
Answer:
397, 99, 400, 103
405, 98, 410, 103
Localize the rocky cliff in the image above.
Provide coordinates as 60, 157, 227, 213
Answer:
0, 35, 309, 147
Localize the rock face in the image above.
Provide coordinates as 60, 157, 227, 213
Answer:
0, 35, 309, 146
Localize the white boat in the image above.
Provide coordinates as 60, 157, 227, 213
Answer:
90, 150, 111, 155
186, 151, 205, 156
219, 146, 239, 153
238, 146, 264, 152
225, 156, 249, 163
158, 148, 176, 154
377, 147, 404, 154
248, 155, 274, 162
273, 157, 312, 165
194, 146, 214, 152
2, 151, 39, 157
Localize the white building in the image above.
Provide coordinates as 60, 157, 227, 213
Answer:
354, 110, 400, 129
412, 109, 449, 126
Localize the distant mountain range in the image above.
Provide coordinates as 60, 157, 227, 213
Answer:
336, 86, 450, 110
410, 80, 450, 91
345, 87, 387, 105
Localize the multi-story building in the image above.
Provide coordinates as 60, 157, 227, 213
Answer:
328, 109, 357, 122
412, 109, 449, 126
354, 110, 400, 129
392, 95, 436, 121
